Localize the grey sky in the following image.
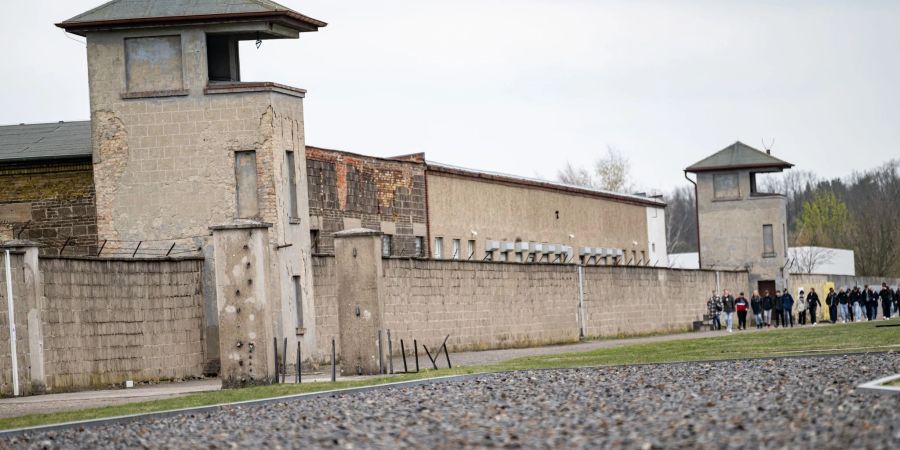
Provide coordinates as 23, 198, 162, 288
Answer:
2, 0, 898, 191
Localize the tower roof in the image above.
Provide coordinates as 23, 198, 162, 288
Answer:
685, 141, 793, 173
57, 0, 326, 36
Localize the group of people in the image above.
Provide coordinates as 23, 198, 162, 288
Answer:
705, 282, 900, 332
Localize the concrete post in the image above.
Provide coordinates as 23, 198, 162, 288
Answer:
2, 240, 44, 395
334, 228, 384, 376
210, 222, 277, 388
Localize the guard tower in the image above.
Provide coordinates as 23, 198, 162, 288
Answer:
58, 1, 327, 372
686, 142, 794, 296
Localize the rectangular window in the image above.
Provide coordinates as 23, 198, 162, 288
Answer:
285, 151, 298, 219
414, 236, 424, 257
125, 36, 184, 93
434, 237, 443, 259
713, 173, 740, 200
234, 151, 259, 218
293, 276, 304, 331
451, 239, 461, 260
310, 230, 320, 254
382, 234, 393, 257
782, 223, 788, 254
206, 34, 240, 82
467, 240, 475, 260
763, 224, 775, 257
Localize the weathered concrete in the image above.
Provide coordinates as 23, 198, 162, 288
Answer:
210, 222, 277, 388
334, 229, 384, 375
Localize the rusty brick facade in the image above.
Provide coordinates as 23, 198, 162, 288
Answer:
0, 161, 99, 256
306, 146, 428, 256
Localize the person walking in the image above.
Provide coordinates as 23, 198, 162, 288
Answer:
894, 284, 900, 319
722, 290, 736, 333
707, 290, 722, 331
762, 290, 774, 328
797, 289, 807, 326
750, 290, 763, 329
851, 286, 863, 322
773, 290, 785, 328
826, 287, 838, 324
782, 289, 795, 328
735, 292, 749, 330
838, 287, 850, 324
881, 283, 893, 320
808, 288, 821, 326
865, 285, 878, 321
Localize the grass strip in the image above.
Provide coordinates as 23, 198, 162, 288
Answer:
2, 321, 897, 431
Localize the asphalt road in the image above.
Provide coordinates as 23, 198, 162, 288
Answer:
3, 353, 899, 449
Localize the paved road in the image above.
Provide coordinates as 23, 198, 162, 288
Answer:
4, 353, 898, 449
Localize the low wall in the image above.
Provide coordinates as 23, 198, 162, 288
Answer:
382, 259, 580, 352
583, 267, 747, 337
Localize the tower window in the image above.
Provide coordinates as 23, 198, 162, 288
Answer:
234, 151, 259, 218
207, 34, 241, 82
762, 224, 775, 257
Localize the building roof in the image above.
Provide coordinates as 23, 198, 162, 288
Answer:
427, 161, 666, 208
685, 141, 793, 173
0, 121, 92, 164
57, 0, 326, 36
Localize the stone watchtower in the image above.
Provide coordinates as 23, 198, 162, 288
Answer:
685, 142, 794, 296
58, 1, 327, 371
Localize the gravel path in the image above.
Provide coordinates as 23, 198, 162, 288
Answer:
4, 353, 899, 449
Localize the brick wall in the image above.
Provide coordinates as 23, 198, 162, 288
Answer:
582, 267, 748, 337
0, 162, 98, 256
306, 147, 427, 256
39, 257, 205, 391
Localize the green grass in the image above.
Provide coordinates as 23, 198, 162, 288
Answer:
2, 322, 898, 431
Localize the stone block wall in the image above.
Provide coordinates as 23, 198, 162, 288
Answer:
0, 252, 34, 396
306, 147, 427, 256
311, 255, 339, 360
582, 267, 748, 337
38, 257, 205, 391
0, 162, 98, 256
382, 259, 580, 352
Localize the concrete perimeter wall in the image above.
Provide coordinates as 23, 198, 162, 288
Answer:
0, 253, 33, 395
1, 254, 205, 396
312, 255, 749, 357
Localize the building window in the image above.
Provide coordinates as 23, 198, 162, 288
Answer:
434, 237, 443, 259
125, 36, 184, 93
285, 151, 299, 219
762, 224, 775, 257
467, 240, 475, 260
451, 239, 461, 260
310, 230, 320, 253
782, 223, 788, 254
382, 234, 393, 257
414, 236, 425, 257
713, 173, 740, 200
234, 151, 259, 218
293, 276, 304, 331
207, 34, 240, 82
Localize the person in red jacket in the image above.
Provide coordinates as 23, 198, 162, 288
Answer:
735, 292, 749, 330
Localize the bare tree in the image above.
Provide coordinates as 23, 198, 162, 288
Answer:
556, 161, 596, 188
788, 246, 836, 274
665, 185, 697, 253
555, 146, 633, 193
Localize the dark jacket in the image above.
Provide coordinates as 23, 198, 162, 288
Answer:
762, 296, 774, 310
750, 295, 762, 314
808, 292, 821, 309
774, 295, 785, 311
722, 295, 736, 313
782, 293, 795, 311
826, 292, 836, 307
881, 288, 892, 302
838, 291, 849, 305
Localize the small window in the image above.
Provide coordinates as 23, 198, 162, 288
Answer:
763, 224, 775, 257
234, 151, 259, 218
467, 240, 476, 260
293, 276, 304, 331
414, 236, 424, 257
125, 36, 184, 92
207, 34, 240, 82
310, 230, 320, 254
285, 151, 298, 219
713, 173, 740, 200
382, 235, 393, 257
434, 237, 443, 259
451, 239, 461, 260
782, 223, 788, 254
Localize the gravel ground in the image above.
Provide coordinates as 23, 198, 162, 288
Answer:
3, 353, 899, 450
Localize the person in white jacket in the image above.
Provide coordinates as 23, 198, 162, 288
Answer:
797, 288, 808, 325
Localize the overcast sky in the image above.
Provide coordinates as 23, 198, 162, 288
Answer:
2, 0, 899, 191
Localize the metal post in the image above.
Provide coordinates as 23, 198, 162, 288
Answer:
377, 330, 384, 375
4, 250, 19, 396
331, 337, 336, 382
131, 241, 142, 258
282, 337, 287, 384
400, 339, 408, 373
296, 341, 301, 384
414, 339, 419, 373
273, 337, 279, 384
387, 330, 394, 375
